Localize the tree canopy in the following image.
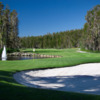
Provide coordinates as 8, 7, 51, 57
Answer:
1, 2, 100, 51
0, 2, 19, 49
20, 29, 83, 49
81, 5, 100, 51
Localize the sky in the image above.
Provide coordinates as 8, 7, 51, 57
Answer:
1, 0, 100, 37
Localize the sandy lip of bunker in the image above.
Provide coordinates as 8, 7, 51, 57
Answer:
13, 63, 100, 95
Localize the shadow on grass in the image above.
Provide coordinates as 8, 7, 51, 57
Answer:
0, 70, 100, 100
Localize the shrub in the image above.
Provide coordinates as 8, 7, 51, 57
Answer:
7, 48, 19, 53
0, 48, 3, 55
0, 48, 20, 55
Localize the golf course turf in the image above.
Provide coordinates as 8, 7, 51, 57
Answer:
1, 48, 100, 100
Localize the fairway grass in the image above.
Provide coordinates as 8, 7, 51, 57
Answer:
1, 48, 100, 100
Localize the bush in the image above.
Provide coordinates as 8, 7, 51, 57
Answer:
0, 48, 3, 55
0, 48, 20, 55
7, 48, 20, 53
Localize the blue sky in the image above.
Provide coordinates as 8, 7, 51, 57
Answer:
1, 0, 100, 37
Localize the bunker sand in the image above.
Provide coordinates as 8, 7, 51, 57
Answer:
14, 63, 100, 95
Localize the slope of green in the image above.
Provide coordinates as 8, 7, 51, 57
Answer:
0, 48, 100, 100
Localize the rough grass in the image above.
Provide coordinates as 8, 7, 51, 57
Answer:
1, 48, 100, 100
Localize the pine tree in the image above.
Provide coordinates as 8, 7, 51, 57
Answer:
0, 2, 4, 48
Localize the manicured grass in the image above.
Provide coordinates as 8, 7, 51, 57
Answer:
1, 48, 100, 100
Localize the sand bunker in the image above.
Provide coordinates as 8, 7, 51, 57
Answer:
13, 63, 100, 95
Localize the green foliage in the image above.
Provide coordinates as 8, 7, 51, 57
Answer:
97, 10, 100, 16
0, 2, 19, 49
7, 48, 20, 53
81, 5, 100, 51
20, 29, 83, 49
0, 48, 19, 55
0, 48, 3, 55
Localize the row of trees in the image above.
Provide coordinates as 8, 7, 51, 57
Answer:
20, 29, 83, 49
1, 2, 100, 51
0, 2, 19, 49
21, 5, 100, 51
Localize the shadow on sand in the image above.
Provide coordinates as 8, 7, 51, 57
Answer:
1, 70, 100, 100
14, 71, 100, 95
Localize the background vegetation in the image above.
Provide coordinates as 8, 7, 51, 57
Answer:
20, 29, 83, 49
81, 5, 100, 51
20, 5, 100, 52
0, 2, 19, 49
0, 2, 100, 52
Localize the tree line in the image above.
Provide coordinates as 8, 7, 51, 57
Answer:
21, 5, 100, 51
1, 2, 100, 51
20, 29, 83, 49
0, 2, 19, 49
